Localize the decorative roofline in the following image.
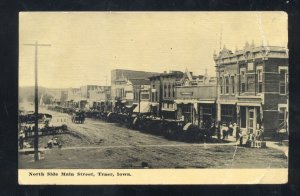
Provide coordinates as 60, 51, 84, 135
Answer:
214, 44, 288, 65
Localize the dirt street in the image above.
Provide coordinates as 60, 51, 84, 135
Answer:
19, 107, 288, 169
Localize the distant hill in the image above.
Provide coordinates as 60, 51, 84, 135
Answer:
19, 86, 47, 102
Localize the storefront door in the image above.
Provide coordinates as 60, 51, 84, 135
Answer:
248, 107, 260, 134
248, 109, 255, 134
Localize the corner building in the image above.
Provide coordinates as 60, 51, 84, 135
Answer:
214, 43, 288, 139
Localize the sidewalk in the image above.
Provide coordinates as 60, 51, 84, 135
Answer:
222, 135, 288, 158
266, 141, 288, 157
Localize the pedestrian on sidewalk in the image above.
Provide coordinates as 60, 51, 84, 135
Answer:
235, 125, 240, 141
229, 122, 233, 136
19, 130, 25, 149
239, 131, 243, 146
221, 123, 228, 140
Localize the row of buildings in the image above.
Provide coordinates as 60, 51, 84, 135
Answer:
46, 43, 289, 139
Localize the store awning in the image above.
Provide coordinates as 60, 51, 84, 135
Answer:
133, 101, 150, 113
161, 108, 176, 112
175, 99, 197, 104
218, 100, 236, 105
237, 102, 262, 107
175, 99, 215, 104
198, 100, 215, 104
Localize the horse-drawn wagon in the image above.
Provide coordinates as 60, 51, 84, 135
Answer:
72, 111, 85, 124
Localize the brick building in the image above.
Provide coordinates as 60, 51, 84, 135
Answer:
149, 71, 184, 119
214, 42, 288, 139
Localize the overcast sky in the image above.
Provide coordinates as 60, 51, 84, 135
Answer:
19, 12, 287, 88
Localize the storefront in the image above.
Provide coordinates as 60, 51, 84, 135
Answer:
176, 102, 195, 124
161, 101, 177, 119
237, 103, 263, 135
175, 100, 216, 127
199, 102, 216, 128
149, 102, 159, 116
220, 104, 237, 124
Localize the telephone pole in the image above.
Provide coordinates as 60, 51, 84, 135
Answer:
24, 41, 51, 161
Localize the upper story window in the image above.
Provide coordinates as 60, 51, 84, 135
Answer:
219, 77, 223, 94
246, 74, 255, 92
173, 84, 176, 97
231, 76, 235, 94
168, 84, 171, 97
279, 67, 288, 95
225, 77, 229, 94
240, 69, 246, 93
163, 84, 167, 97
256, 68, 263, 93
151, 92, 155, 102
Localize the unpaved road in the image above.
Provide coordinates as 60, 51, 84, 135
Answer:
19, 107, 288, 169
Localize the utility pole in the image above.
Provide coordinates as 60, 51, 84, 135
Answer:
138, 88, 141, 114
24, 41, 51, 161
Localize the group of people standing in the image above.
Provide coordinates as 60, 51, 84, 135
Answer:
18, 125, 36, 149
212, 121, 264, 147
208, 121, 240, 141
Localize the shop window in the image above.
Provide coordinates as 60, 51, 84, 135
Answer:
221, 105, 237, 123
182, 104, 192, 113
202, 105, 212, 115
